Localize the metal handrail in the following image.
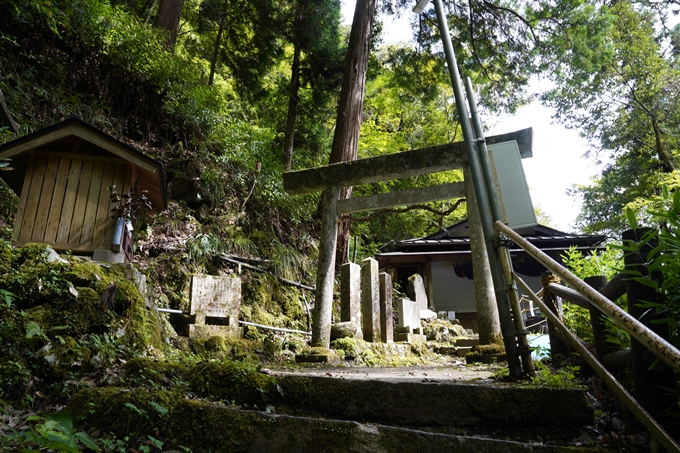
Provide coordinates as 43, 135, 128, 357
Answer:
494, 220, 680, 451
513, 272, 680, 453
495, 220, 680, 374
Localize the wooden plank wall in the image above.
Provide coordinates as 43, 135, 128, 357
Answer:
13, 154, 131, 252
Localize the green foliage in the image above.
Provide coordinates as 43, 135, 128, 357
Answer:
561, 245, 622, 282
624, 186, 680, 347
545, 2, 680, 235
531, 361, 583, 389
1, 410, 99, 453
561, 244, 626, 346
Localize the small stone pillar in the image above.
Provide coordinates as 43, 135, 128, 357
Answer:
340, 262, 361, 328
379, 272, 393, 343
361, 258, 380, 342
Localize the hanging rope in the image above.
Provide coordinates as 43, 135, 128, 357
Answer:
539, 273, 563, 320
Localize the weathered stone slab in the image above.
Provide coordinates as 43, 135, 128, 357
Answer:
396, 297, 421, 331
407, 273, 428, 310
278, 373, 593, 432
93, 249, 125, 264
457, 346, 472, 357
69, 383, 598, 453
361, 258, 380, 342
379, 272, 393, 343
434, 346, 458, 356
190, 275, 241, 326
340, 262, 361, 328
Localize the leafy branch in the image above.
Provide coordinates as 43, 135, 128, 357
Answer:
352, 198, 466, 223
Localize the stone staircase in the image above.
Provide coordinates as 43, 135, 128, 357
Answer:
67, 360, 600, 452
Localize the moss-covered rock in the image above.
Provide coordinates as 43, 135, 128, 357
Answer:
122, 358, 279, 407
466, 343, 507, 364
0, 244, 166, 406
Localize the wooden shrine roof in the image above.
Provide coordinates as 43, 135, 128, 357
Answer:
0, 116, 166, 211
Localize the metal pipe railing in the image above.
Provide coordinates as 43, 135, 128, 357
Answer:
513, 272, 680, 453
154, 308, 311, 336
495, 220, 680, 375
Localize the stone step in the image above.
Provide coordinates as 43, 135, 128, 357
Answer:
68, 388, 598, 453
456, 337, 481, 347
276, 374, 593, 432
434, 345, 471, 356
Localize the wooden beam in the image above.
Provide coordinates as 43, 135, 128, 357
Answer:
283, 128, 532, 195
337, 182, 465, 214
34, 150, 127, 165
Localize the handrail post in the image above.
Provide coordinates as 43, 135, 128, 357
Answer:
623, 228, 676, 428
541, 271, 569, 356
583, 275, 612, 360
497, 237, 535, 375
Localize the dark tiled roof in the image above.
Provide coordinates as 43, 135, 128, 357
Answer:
389, 221, 606, 254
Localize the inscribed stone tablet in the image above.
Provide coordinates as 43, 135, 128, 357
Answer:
190, 275, 241, 324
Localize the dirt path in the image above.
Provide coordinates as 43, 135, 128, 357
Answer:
267, 361, 502, 384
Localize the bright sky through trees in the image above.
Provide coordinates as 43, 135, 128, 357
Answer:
341, 2, 603, 233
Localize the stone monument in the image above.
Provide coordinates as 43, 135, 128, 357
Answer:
188, 275, 242, 340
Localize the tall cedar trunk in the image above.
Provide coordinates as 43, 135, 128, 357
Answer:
154, 0, 184, 50
208, 16, 224, 86
329, 0, 376, 269
651, 115, 675, 173
283, 43, 302, 170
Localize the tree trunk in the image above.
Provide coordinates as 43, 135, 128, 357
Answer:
154, 0, 184, 50
283, 42, 301, 170
328, 0, 376, 269
208, 16, 224, 87
651, 115, 675, 173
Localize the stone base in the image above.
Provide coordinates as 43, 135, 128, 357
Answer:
188, 324, 241, 341
330, 321, 361, 340
92, 249, 126, 264
295, 348, 342, 365
456, 346, 472, 357
433, 346, 471, 357
455, 337, 480, 347
395, 333, 427, 343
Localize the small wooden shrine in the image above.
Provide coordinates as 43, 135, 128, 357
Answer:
0, 116, 166, 261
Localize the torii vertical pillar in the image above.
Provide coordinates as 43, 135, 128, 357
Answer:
312, 185, 341, 347
464, 167, 501, 344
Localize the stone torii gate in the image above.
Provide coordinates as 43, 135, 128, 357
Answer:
282, 127, 533, 349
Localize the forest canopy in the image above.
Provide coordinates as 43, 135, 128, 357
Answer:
0, 0, 679, 256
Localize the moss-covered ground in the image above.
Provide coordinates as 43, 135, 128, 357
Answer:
0, 242, 657, 452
